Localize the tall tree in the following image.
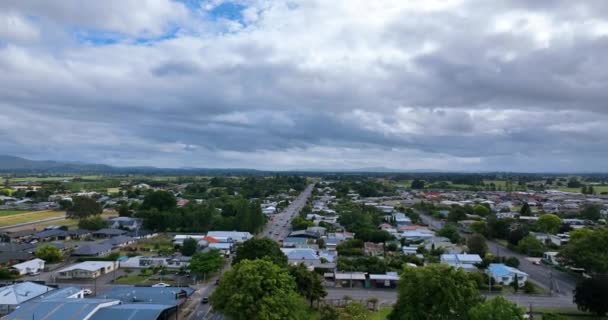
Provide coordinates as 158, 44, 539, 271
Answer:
181, 238, 198, 256
289, 263, 327, 307
559, 228, 608, 273
469, 296, 524, 320
580, 205, 601, 221
35, 244, 63, 263
233, 237, 288, 267
211, 259, 307, 320
189, 249, 223, 280
519, 203, 532, 216
66, 196, 102, 219
517, 235, 545, 257
141, 190, 177, 211
389, 264, 483, 320
467, 233, 488, 256
77, 215, 106, 230
537, 214, 561, 234
574, 275, 608, 316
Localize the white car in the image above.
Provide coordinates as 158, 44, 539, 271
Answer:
82, 289, 93, 296
152, 282, 171, 288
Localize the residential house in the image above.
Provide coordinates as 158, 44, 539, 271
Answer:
206, 231, 253, 243
31, 229, 70, 242
72, 243, 113, 257
102, 235, 135, 248
57, 261, 117, 279
369, 272, 400, 288
440, 254, 482, 271
282, 237, 309, 248
173, 234, 205, 246
0, 281, 54, 315
11, 258, 45, 275
107, 217, 143, 231
488, 263, 529, 287
543, 252, 559, 265
281, 248, 321, 267
93, 228, 127, 238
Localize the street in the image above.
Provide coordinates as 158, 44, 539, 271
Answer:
419, 214, 577, 298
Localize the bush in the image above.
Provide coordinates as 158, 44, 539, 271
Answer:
505, 256, 520, 268
523, 281, 537, 294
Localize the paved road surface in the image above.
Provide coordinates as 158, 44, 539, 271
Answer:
419, 214, 577, 298
261, 184, 315, 241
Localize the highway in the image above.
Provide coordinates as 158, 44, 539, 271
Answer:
419, 214, 577, 298
190, 184, 314, 319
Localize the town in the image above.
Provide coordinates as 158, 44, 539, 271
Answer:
0, 173, 605, 320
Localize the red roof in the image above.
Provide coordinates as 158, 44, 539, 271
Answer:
202, 236, 220, 243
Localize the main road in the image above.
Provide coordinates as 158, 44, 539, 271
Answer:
191, 183, 315, 319
419, 213, 577, 298
261, 184, 315, 241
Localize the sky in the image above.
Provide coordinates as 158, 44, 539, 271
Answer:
1, 0, 608, 172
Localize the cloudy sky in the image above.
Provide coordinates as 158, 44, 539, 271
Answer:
1, 0, 607, 172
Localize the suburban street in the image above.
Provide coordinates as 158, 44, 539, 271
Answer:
419, 214, 577, 299
262, 184, 315, 241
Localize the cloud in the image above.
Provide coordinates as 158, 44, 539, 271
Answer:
0, 0, 607, 171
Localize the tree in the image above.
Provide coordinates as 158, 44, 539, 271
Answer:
505, 257, 520, 268
559, 228, 608, 273
467, 233, 488, 256
181, 238, 198, 256
437, 224, 461, 243
141, 190, 177, 211
519, 203, 532, 216
537, 214, 561, 234
211, 259, 307, 320
118, 204, 132, 217
77, 215, 106, 230
473, 205, 490, 217
469, 296, 524, 320
389, 264, 483, 320
317, 238, 326, 249
448, 206, 467, 222
580, 205, 601, 221
66, 196, 102, 219
507, 226, 529, 246
470, 221, 487, 236
516, 235, 544, 257
410, 179, 425, 189
233, 238, 288, 267
35, 244, 63, 263
289, 263, 327, 307
339, 302, 369, 320
189, 249, 222, 280
319, 305, 340, 320
574, 275, 608, 316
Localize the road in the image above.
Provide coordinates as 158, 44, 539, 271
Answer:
419, 214, 577, 298
261, 184, 315, 241
191, 184, 315, 319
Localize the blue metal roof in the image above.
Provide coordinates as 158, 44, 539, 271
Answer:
5, 298, 118, 320
99, 287, 193, 306
90, 303, 174, 320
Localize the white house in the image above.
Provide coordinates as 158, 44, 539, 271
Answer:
488, 263, 528, 287
206, 231, 253, 243
543, 251, 559, 265
57, 261, 116, 279
11, 258, 45, 275
0, 282, 54, 315
440, 254, 482, 271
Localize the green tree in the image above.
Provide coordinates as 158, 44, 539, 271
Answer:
66, 196, 102, 219
35, 244, 63, 263
580, 205, 602, 221
537, 214, 561, 234
189, 249, 222, 280
519, 203, 532, 216
339, 302, 369, 320
233, 238, 288, 267
448, 206, 467, 222
469, 296, 524, 320
473, 205, 490, 217
574, 275, 608, 316
141, 190, 177, 211
437, 224, 461, 243
389, 264, 483, 320
516, 235, 544, 257
181, 238, 198, 256
467, 233, 488, 256
289, 263, 327, 307
211, 259, 307, 320
410, 179, 425, 189
319, 305, 340, 320
470, 221, 487, 236
77, 215, 106, 230
559, 228, 608, 273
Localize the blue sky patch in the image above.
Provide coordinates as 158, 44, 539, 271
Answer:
209, 2, 246, 22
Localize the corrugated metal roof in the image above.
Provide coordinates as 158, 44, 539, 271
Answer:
5, 299, 119, 320
89, 303, 174, 320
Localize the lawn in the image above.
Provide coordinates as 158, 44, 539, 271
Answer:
0, 210, 28, 217
9, 175, 104, 182
0, 210, 66, 227
370, 307, 392, 320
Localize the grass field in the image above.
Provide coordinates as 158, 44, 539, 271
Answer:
0, 210, 28, 217
0, 210, 66, 227
370, 307, 392, 319
8, 175, 104, 182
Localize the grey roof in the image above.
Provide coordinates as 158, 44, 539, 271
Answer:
101, 235, 134, 246
4, 298, 119, 320
32, 229, 68, 239
0, 282, 53, 305
68, 229, 92, 236
99, 287, 194, 306
36, 287, 82, 300
72, 243, 113, 256
90, 303, 174, 320
93, 229, 127, 236
0, 251, 34, 264
0, 243, 36, 253
283, 237, 308, 244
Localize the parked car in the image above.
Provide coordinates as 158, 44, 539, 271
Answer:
152, 282, 170, 288
202, 297, 209, 304
83, 289, 93, 296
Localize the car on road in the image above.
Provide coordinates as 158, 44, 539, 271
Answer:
202, 297, 209, 304
83, 289, 93, 296
152, 282, 171, 287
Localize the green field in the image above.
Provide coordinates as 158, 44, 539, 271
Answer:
8, 175, 104, 182
0, 210, 28, 217
0, 210, 66, 227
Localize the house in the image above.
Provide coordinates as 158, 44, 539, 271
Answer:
543, 251, 559, 265
0, 229, 36, 243
11, 258, 45, 275
72, 243, 113, 257
173, 234, 205, 246
5, 298, 120, 320
393, 213, 412, 226
488, 263, 529, 287
57, 261, 117, 279
102, 235, 135, 248
206, 231, 253, 243
0, 251, 34, 266
31, 229, 70, 242
402, 245, 419, 255
369, 272, 400, 288
401, 228, 435, 241
282, 237, 309, 248
440, 254, 482, 271
107, 217, 143, 231
121, 255, 191, 269
281, 248, 321, 267
67, 229, 92, 239
364, 242, 384, 257
93, 228, 127, 238
0, 281, 54, 315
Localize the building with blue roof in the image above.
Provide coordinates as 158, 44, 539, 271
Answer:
99, 287, 193, 306
90, 303, 175, 320
488, 263, 529, 287
4, 298, 120, 320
